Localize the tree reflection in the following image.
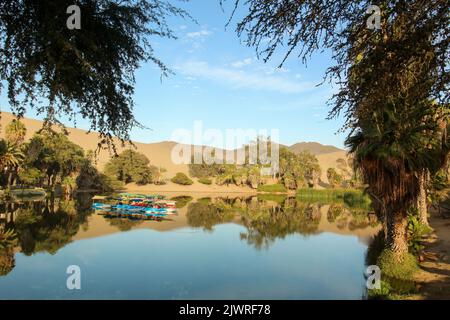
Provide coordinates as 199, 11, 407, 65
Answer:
0, 195, 94, 276
185, 195, 377, 250
239, 198, 322, 250
0, 228, 17, 276
186, 200, 235, 231
108, 218, 143, 231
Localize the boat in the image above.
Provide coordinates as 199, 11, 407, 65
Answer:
112, 204, 145, 212
144, 207, 168, 214
92, 203, 112, 210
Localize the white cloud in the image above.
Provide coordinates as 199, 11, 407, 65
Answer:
186, 30, 212, 39
230, 58, 253, 68
178, 61, 315, 94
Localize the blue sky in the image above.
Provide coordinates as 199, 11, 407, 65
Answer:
1, 0, 347, 149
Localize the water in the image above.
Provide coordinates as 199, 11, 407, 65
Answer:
0, 193, 380, 299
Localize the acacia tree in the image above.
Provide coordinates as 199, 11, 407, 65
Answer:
225, 0, 449, 258
0, 0, 189, 148
104, 149, 157, 185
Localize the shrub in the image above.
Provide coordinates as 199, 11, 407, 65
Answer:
170, 196, 193, 208
171, 172, 193, 185
198, 178, 212, 185
377, 249, 418, 280
407, 213, 433, 256
257, 184, 287, 193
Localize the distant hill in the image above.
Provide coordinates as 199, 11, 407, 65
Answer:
289, 142, 343, 155
0, 112, 351, 183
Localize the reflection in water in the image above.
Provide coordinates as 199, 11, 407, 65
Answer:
0, 193, 380, 299
0, 194, 92, 258
185, 196, 379, 250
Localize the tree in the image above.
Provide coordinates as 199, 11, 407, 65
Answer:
416, 169, 429, 226
23, 129, 85, 189
104, 149, 156, 185
5, 119, 27, 145
0, 139, 24, 186
0, 0, 189, 146
327, 168, 342, 188
278, 147, 320, 189
226, 0, 449, 259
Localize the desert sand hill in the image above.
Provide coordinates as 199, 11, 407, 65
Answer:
0, 112, 190, 179
289, 141, 342, 155
0, 112, 351, 184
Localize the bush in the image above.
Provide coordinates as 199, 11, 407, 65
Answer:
407, 213, 432, 255
171, 172, 193, 185
257, 184, 287, 193
377, 249, 418, 280
198, 178, 212, 185
170, 196, 193, 208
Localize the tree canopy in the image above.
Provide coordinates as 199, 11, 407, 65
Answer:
0, 0, 189, 147
104, 149, 158, 185
225, 0, 449, 257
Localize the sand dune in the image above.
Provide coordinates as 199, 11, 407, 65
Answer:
0, 112, 352, 184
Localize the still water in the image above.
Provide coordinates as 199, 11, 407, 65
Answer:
0, 193, 380, 299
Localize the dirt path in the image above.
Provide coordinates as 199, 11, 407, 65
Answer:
411, 207, 450, 299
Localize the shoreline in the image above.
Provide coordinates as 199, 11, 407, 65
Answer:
408, 206, 450, 300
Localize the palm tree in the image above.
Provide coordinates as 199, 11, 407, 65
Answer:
346, 103, 448, 257
416, 169, 429, 226
0, 228, 17, 276
0, 139, 25, 186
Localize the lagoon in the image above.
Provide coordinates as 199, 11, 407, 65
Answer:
0, 193, 380, 299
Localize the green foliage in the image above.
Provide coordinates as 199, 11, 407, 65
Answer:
407, 213, 432, 256
188, 145, 321, 190
327, 204, 345, 222
377, 250, 418, 281
326, 167, 342, 188
367, 280, 393, 300
0, 228, 17, 250
198, 178, 212, 185
104, 149, 158, 185
257, 184, 287, 193
256, 194, 286, 204
429, 169, 449, 207
186, 201, 235, 231
247, 166, 261, 189
296, 188, 371, 209
0, 139, 24, 169
279, 147, 321, 189
18, 168, 44, 186
23, 129, 84, 188
171, 172, 193, 185
5, 119, 27, 145
0, 1, 189, 145
170, 196, 193, 208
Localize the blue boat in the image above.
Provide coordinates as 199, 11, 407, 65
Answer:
92, 203, 112, 210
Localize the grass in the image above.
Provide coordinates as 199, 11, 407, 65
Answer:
257, 184, 287, 193
296, 188, 371, 208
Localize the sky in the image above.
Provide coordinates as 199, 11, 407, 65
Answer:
0, 0, 348, 149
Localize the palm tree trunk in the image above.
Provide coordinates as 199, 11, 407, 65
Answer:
417, 169, 429, 226
385, 209, 408, 254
